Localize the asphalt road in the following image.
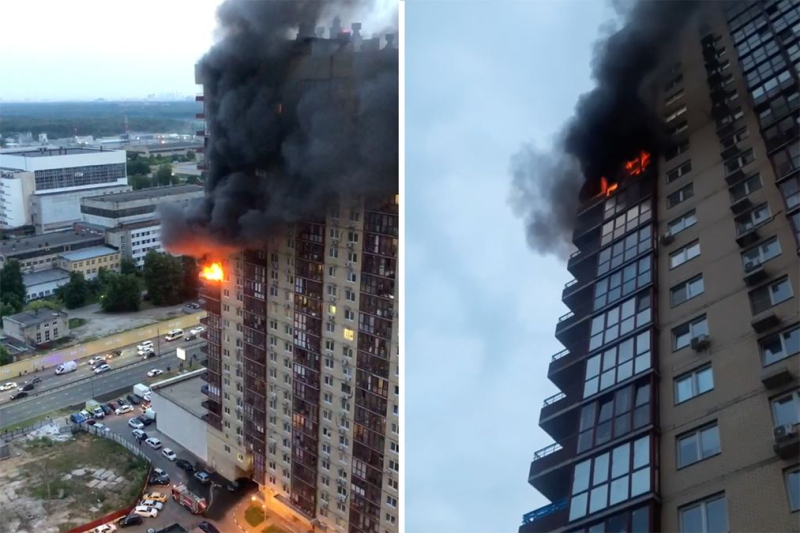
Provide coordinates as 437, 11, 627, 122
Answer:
0, 340, 205, 428
0, 335, 203, 404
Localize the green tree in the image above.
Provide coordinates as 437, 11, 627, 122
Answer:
120, 257, 137, 276
100, 273, 141, 312
0, 302, 18, 320
0, 345, 11, 366
128, 175, 152, 190
185, 174, 200, 185
143, 251, 183, 305
185, 150, 196, 161
180, 256, 200, 300
24, 299, 62, 312
126, 158, 151, 176
0, 259, 26, 312
154, 164, 174, 186
58, 271, 89, 309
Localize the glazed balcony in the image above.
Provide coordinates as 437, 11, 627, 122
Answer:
519, 499, 568, 533
528, 434, 577, 502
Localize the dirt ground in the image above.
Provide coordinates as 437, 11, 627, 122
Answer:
0, 428, 147, 533
68, 300, 197, 342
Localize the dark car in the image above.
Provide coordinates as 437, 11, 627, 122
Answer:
197, 522, 220, 533
18, 383, 34, 392
25, 377, 42, 385
149, 474, 170, 485
107, 401, 118, 411
118, 513, 142, 527
100, 404, 112, 415
10, 391, 28, 401
194, 471, 211, 485
140, 416, 154, 426
117, 398, 128, 407
126, 394, 140, 405
106, 350, 122, 359
175, 459, 195, 472
86, 419, 97, 426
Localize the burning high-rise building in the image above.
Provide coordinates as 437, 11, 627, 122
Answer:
186, 3, 399, 533
518, 1, 799, 532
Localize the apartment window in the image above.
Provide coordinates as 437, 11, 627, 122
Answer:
667, 160, 692, 183
344, 309, 355, 321
725, 148, 755, 174
346, 271, 357, 283
597, 226, 653, 276
665, 89, 685, 106
772, 389, 800, 429
585, 330, 652, 397
671, 275, 704, 307
667, 184, 694, 209
588, 293, 652, 352
670, 240, 700, 268
593, 255, 651, 311
786, 468, 800, 512
343, 328, 355, 341
577, 382, 652, 453
386, 495, 397, 508
761, 326, 800, 366
720, 127, 749, 150
773, 143, 800, 179
779, 175, 799, 210
600, 200, 652, 246
667, 120, 688, 137
323, 392, 332, 404
729, 173, 762, 202
665, 140, 690, 161
735, 203, 771, 234
329, 247, 338, 259
568, 435, 652, 521
741, 236, 781, 268
345, 288, 356, 302
677, 424, 721, 468
673, 315, 708, 351
679, 494, 728, 533
668, 210, 697, 236
750, 277, 793, 314
675, 366, 714, 404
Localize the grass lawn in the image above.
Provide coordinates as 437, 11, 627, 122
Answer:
68, 318, 88, 328
263, 525, 286, 533
245, 504, 268, 527
1, 407, 75, 431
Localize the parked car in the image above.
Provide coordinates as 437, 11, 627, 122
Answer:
94, 364, 111, 374
194, 471, 211, 485
132, 429, 147, 440
145, 437, 162, 450
132, 505, 158, 518
197, 522, 220, 533
115, 405, 133, 415
86, 419, 97, 426
161, 448, 177, 461
92, 524, 117, 533
148, 474, 170, 486
117, 514, 142, 528
10, 391, 28, 401
18, 383, 34, 392
93, 423, 111, 433
126, 394, 140, 405
175, 459, 195, 472
100, 404, 112, 415
142, 491, 167, 503
147, 368, 163, 378
140, 416, 154, 426
184, 302, 200, 311
0, 382, 18, 392
128, 418, 144, 430
106, 401, 118, 411
117, 398, 128, 407
139, 500, 164, 511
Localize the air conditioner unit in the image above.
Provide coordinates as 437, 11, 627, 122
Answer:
332, 238, 339, 244
744, 260, 760, 273
345, 262, 352, 268
339, 426, 347, 434
690, 334, 710, 351
321, 501, 329, 509
344, 393, 352, 400
338, 444, 346, 451
660, 233, 674, 245
336, 478, 346, 486
338, 494, 347, 502
774, 424, 798, 441
347, 242, 354, 249
340, 410, 349, 418
344, 376, 351, 384
329, 296, 336, 302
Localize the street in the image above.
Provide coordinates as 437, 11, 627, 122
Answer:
0, 339, 205, 428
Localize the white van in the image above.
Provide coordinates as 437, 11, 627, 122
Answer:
164, 329, 184, 342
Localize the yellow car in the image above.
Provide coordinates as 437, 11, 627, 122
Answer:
142, 491, 167, 503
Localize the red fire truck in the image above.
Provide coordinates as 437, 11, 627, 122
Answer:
171, 483, 208, 514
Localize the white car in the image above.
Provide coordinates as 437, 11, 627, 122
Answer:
132, 429, 146, 440
128, 418, 144, 430
142, 393, 152, 403
145, 437, 162, 450
93, 423, 111, 433
0, 382, 17, 392
94, 364, 111, 374
115, 405, 133, 415
133, 505, 158, 518
139, 499, 164, 511
137, 341, 154, 354
93, 524, 117, 533
147, 368, 163, 378
87, 356, 104, 366
161, 448, 176, 461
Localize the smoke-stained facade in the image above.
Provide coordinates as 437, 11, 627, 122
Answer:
520, 1, 799, 532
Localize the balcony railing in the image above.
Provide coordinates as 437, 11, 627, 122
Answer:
532, 442, 563, 461
542, 391, 566, 408
522, 498, 568, 525
557, 311, 574, 323
195, 130, 206, 137
551, 348, 569, 362
195, 94, 204, 102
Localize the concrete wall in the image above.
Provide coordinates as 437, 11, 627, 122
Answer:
32, 185, 130, 233
0, 312, 205, 379
0, 149, 126, 172
151, 389, 208, 462
0, 171, 34, 228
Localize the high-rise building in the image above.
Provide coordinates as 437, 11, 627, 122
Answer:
521, 2, 799, 532
196, 28, 400, 533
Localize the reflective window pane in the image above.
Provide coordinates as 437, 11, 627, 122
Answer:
589, 484, 609, 514
630, 467, 650, 497
573, 460, 591, 494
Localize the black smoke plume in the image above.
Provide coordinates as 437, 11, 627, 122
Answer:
511, 0, 700, 258
161, 0, 398, 257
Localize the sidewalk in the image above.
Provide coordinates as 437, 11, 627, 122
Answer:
230, 497, 308, 533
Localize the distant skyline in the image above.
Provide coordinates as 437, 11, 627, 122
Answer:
0, 0, 224, 101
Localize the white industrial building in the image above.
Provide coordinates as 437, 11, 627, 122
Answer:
150, 371, 209, 463
22, 268, 71, 301
0, 147, 130, 233
0, 170, 36, 228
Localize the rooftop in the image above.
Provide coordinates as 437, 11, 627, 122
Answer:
85, 184, 203, 203
2, 147, 114, 158
0, 230, 105, 256
152, 372, 207, 419
4, 309, 66, 327
23, 268, 71, 286
59, 246, 119, 262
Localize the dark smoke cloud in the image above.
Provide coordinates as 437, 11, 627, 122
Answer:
511, 0, 700, 258
161, 0, 398, 258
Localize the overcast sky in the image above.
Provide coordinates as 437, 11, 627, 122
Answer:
405, 1, 613, 531
0, 0, 224, 101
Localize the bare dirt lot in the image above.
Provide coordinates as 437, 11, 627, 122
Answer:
0, 427, 147, 533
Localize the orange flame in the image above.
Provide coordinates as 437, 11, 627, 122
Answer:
199, 262, 224, 282
598, 177, 619, 198
623, 151, 652, 177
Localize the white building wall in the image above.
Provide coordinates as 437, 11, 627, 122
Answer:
151, 392, 208, 462
25, 278, 69, 301
32, 185, 130, 233
0, 172, 34, 228
0, 149, 126, 172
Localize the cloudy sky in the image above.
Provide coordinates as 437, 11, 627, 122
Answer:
405, 1, 614, 531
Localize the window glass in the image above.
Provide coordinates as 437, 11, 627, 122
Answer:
787, 469, 799, 512
772, 391, 800, 427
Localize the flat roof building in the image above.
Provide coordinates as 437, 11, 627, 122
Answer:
57, 246, 120, 280
2, 309, 69, 346
0, 229, 106, 273
23, 268, 71, 302
80, 185, 204, 228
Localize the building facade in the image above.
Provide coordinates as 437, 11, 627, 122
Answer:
80, 185, 204, 228
197, 27, 399, 533
57, 246, 121, 279
521, 2, 799, 533
0, 170, 36, 228
0, 229, 106, 274
2, 309, 69, 346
